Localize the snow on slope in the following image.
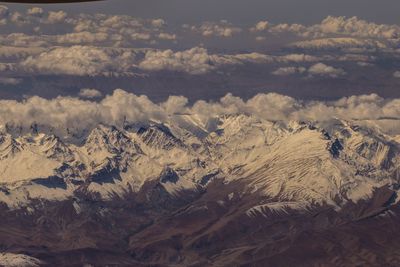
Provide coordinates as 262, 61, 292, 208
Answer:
0, 253, 42, 267
0, 115, 398, 210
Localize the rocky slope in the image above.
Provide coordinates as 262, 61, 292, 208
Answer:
0, 115, 399, 266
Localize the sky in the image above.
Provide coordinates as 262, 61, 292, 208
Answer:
0, 1, 399, 135
6, 0, 400, 25
0, 1, 399, 104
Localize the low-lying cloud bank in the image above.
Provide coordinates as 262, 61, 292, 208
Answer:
10, 46, 274, 76
0, 45, 376, 76
1, 90, 399, 136
0, 4, 398, 81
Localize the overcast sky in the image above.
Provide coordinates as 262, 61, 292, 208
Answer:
6, 0, 400, 25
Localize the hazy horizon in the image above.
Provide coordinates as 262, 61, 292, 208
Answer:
6, 0, 400, 25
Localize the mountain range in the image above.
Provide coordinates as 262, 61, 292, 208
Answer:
0, 114, 399, 266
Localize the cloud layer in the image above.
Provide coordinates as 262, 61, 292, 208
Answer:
0, 4, 398, 80
0, 5, 399, 103
0, 4, 399, 51
1, 90, 399, 136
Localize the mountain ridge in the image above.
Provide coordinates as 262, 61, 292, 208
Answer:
0, 115, 399, 266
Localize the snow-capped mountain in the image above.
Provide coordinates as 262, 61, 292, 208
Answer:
0, 115, 399, 266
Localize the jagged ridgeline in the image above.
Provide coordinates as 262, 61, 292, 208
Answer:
0, 114, 400, 266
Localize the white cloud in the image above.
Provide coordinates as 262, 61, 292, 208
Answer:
10, 12, 28, 25
0, 44, 276, 76
251, 21, 269, 32
138, 47, 273, 74
315, 16, 400, 39
277, 54, 320, 63
130, 32, 151, 41
0, 33, 50, 47
251, 16, 400, 51
190, 21, 242, 37
151, 18, 166, 28
158, 33, 177, 40
290, 38, 387, 50
0, 46, 45, 59
1, 90, 400, 136
0, 5, 399, 57
394, 71, 400, 78
308, 63, 346, 77
0, 63, 15, 72
264, 16, 400, 41
26, 7, 43, 17
0, 5, 399, 53
269, 23, 307, 35
79, 88, 103, 99
272, 67, 306, 76
0, 42, 373, 77
19, 46, 136, 76
46, 11, 67, 24
0, 9, 174, 48
272, 59, 350, 77
21, 46, 113, 76
138, 47, 215, 74
0, 6, 397, 79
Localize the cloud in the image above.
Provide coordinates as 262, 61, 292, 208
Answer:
26, 7, 43, 18
394, 71, 400, 78
130, 33, 151, 41
315, 16, 400, 39
0, 5, 399, 53
189, 21, 242, 37
251, 21, 269, 32
0, 7, 178, 48
0, 46, 45, 60
1, 90, 400, 137
272, 63, 346, 77
46, 11, 67, 24
138, 47, 273, 74
20, 46, 113, 76
251, 16, 400, 51
151, 18, 166, 28
79, 88, 103, 99
0, 6, 397, 81
0, 77, 21, 85
0, 63, 15, 72
0, 33, 50, 47
308, 63, 346, 77
277, 54, 320, 63
19, 46, 137, 76
272, 67, 307, 76
0, 44, 275, 76
290, 38, 387, 50
158, 33, 177, 40
138, 47, 215, 74
0, 89, 167, 133
268, 23, 307, 35
0, 43, 378, 77
261, 16, 400, 41
56, 32, 109, 45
